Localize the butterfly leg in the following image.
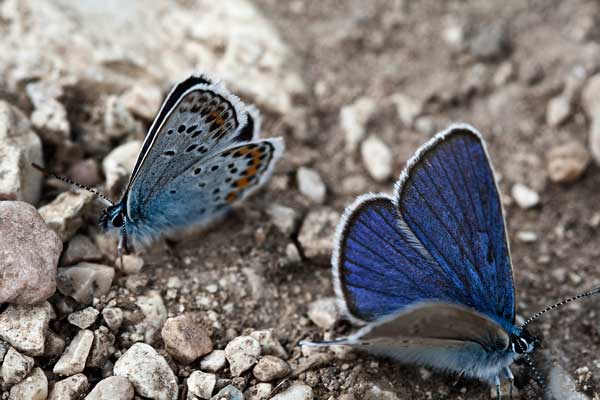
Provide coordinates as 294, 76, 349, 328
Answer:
503, 367, 514, 400
494, 375, 502, 400
118, 225, 129, 268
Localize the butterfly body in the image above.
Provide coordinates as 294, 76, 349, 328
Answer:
98, 73, 284, 248
304, 124, 542, 395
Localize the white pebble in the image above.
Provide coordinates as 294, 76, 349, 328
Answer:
361, 135, 393, 182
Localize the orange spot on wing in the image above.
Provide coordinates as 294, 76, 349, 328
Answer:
226, 192, 238, 203
245, 166, 258, 176
236, 178, 250, 188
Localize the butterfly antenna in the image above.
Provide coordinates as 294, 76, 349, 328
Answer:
31, 163, 114, 206
521, 286, 600, 327
523, 353, 545, 389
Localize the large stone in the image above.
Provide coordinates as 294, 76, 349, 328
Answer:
161, 313, 213, 365
0, 302, 54, 356
307, 297, 339, 330
0, 201, 62, 304
56, 263, 115, 305
252, 356, 291, 382
547, 364, 589, 400
1, 347, 34, 385
48, 374, 89, 400
113, 343, 178, 400
545, 142, 590, 183
38, 191, 95, 242
0, 101, 43, 204
187, 370, 216, 399
270, 384, 314, 400
102, 140, 142, 196
8, 367, 48, 400
296, 167, 326, 204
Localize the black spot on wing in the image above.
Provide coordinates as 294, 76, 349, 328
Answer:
235, 113, 255, 142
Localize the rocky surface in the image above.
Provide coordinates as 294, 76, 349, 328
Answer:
0, 0, 598, 399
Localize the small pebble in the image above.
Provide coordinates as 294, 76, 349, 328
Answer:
113, 343, 178, 400
68, 307, 100, 329
582, 73, 600, 164
67, 158, 101, 188
53, 329, 94, 376
516, 230, 538, 243
340, 97, 376, 151
224, 336, 261, 377
511, 183, 540, 209
38, 191, 95, 242
0, 302, 54, 356
57, 263, 115, 305
270, 383, 314, 400
1, 346, 34, 385
245, 383, 272, 400
469, 22, 511, 61
187, 370, 217, 399
361, 135, 393, 182
545, 142, 590, 183
61, 234, 103, 266
102, 140, 142, 195
266, 204, 301, 236
121, 84, 162, 120
307, 297, 340, 330
546, 95, 572, 127
297, 167, 326, 204
48, 373, 89, 400
85, 376, 134, 400
210, 384, 244, 400
161, 313, 213, 365
390, 93, 422, 127
297, 207, 340, 262
546, 364, 588, 400
8, 367, 48, 400
250, 330, 288, 359
102, 306, 124, 332
120, 254, 145, 274
200, 350, 228, 373
253, 356, 291, 382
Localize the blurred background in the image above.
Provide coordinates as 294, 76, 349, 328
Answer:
0, 0, 599, 399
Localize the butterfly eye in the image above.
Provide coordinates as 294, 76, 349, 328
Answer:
112, 213, 124, 228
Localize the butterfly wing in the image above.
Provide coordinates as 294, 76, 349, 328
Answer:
393, 124, 514, 327
123, 73, 283, 242
310, 303, 511, 382
127, 138, 283, 242
334, 124, 514, 330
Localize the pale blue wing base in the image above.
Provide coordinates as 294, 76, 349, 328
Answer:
126, 138, 284, 244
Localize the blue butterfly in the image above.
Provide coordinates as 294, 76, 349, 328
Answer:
302, 124, 599, 398
35, 73, 284, 255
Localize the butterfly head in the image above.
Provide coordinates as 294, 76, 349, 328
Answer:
100, 204, 126, 231
510, 327, 540, 354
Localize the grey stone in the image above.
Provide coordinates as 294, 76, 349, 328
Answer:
307, 297, 339, 330
0, 201, 62, 304
266, 204, 300, 236
187, 370, 216, 399
44, 330, 66, 358
297, 167, 326, 204
120, 254, 145, 275
250, 330, 287, 359
470, 22, 511, 61
85, 376, 134, 400
102, 141, 142, 196
224, 336, 261, 377
546, 364, 589, 400
113, 343, 178, 400
56, 263, 115, 305
581, 73, 600, 164
244, 383, 272, 400
511, 183, 540, 209
297, 207, 340, 262
8, 367, 48, 400
340, 97, 376, 152
210, 385, 243, 400
68, 307, 100, 329
200, 350, 228, 373
48, 374, 89, 400
252, 356, 291, 382
61, 235, 103, 266
0, 302, 54, 356
53, 330, 94, 376
38, 191, 95, 242
1, 347, 34, 385
270, 384, 314, 400
103, 95, 142, 139
0, 101, 43, 204
102, 307, 124, 332
120, 84, 162, 120
25, 79, 70, 145
390, 93, 423, 127
361, 135, 393, 182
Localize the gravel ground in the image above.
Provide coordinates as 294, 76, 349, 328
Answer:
0, 1, 599, 399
